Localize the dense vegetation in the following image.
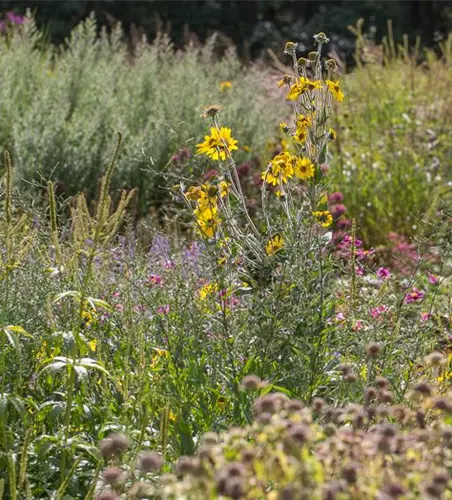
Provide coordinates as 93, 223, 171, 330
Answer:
0, 13, 451, 499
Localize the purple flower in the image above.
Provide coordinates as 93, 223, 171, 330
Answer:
352, 320, 364, 331
330, 203, 346, 218
157, 304, 170, 315
420, 312, 432, 322
370, 305, 388, 319
405, 287, 425, 304
328, 191, 344, 204
147, 274, 163, 286
0, 21, 6, 32
427, 272, 439, 285
376, 267, 391, 280
6, 12, 24, 25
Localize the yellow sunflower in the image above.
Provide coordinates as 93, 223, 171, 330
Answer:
313, 210, 333, 228
266, 234, 284, 256
325, 80, 344, 102
293, 157, 315, 180
197, 127, 238, 161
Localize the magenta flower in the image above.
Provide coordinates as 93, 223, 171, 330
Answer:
356, 248, 375, 260
330, 203, 346, 218
328, 191, 344, 204
352, 320, 364, 331
405, 287, 425, 304
427, 272, 439, 285
370, 305, 388, 319
163, 259, 175, 270
157, 304, 170, 315
420, 312, 432, 322
147, 274, 163, 286
376, 267, 391, 280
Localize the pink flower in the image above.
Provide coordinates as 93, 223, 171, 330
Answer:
376, 267, 391, 280
115, 303, 124, 312
352, 320, 364, 331
356, 248, 375, 260
163, 260, 175, 270
147, 274, 163, 286
330, 204, 346, 218
420, 312, 432, 322
328, 192, 344, 204
370, 305, 388, 319
405, 287, 425, 304
356, 265, 364, 276
157, 304, 170, 315
112, 291, 120, 298
334, 312, 345, 322
427, 272, 439, 285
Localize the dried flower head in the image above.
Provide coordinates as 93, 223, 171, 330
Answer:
202, 105, 222, 119
139, 451, 164, 472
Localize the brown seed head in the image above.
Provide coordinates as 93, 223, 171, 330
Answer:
139, 451, 163, 472
202, 105, 222, 119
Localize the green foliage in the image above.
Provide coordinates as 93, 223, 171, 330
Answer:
0, 14, 282, 219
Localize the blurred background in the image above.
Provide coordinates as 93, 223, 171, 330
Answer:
1, 0, 451, 63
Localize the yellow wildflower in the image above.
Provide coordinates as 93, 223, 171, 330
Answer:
242, 145, 251, 152
296, 114, 312, 129
219, 180, 231, 198
88, 339, 97, 352
199, 282, 219, 300
286, 81, 306, 101
279, 122, 289, 132
329, 128, 337, 140
194, 205, 219, 238
294, 127, 308, 144
219, 81, 233, 92
261, 151, 295, 187
277, 75, 292, 88
313, 210, 333, 228
197, 127, 238, 161
266, 234, 284, 256
305, 79, 322, 91
326, 80, 344, 102
82, 310, 94, 327
293, 157, 315, 180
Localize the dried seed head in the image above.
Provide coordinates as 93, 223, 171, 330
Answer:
312, 398, 325, 414
202, 431, 219, 446
297, 57, 309, 67
380, 424, 396, 438
378, 390, 393, 404
376, 405, 389, 419
413, 381, 432, 397
202, 105, 222, 119
433, 397, 452, 412
366, 342, 381, 357
313, 32, 330, 44
375, 376, 389, 389
432, 471, 449, 486
224, 476, 244, 499
344, 372, 358, 383
383, 482, 406, 498
425, 351, 444, 366
96, 493, 120, 500
287, 424, 310, 445
342, 464, 358, 484
390, 405, 407, 422
241, 375, 261, 391
284, 41, 297, 55
139, 451, 164, 472
416, 410, 426, 429
256, 412, 272, 425
257, 394, 277, 414
337, 363, 352, 374
225, 462, 246, 478
176, 456, 196, 475
102, 466, 124, 486
308, 51, 319, 62
364, 386, 378, 404
241, 449, 255, 463
442, 427, 452, 441
424, 482, 444, 498
286, 399, 304, 412
326, 58, 338, 71
99, 433, 129, 458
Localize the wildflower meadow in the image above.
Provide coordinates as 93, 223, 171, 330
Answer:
0, 11, 452, 500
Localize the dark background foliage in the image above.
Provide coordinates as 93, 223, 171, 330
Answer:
1, 0, 451, 62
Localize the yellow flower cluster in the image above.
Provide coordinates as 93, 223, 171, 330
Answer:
286, 76, 322, 101
261, 151, 314, 190
185, 181, 230, 238
196, 127, 238, 161
266, 234, 284, 256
